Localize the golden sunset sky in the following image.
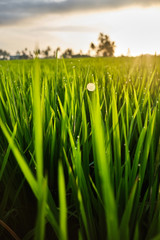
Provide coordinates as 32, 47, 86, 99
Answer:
0, 0, 160, 56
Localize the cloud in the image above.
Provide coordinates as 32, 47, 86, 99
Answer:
1, 0, 160, 26
33, 25, 97, 32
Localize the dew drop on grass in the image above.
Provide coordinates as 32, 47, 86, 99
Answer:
87, 83, 96, 92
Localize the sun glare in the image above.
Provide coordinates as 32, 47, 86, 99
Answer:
34, 6, 160, 56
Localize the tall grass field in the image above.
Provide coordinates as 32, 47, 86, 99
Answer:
0, 56, 160, 239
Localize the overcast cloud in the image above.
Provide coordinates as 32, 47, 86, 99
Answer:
1, 0, 160, 25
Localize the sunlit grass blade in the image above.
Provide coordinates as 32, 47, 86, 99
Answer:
121, 110, 131, 202
77, 188, 90, 240
68, 125, 96, 239
81, 100, 89, 176
129, 111, 148, 187
90, 89, 119, 240
58, 160, 68, 240
111, 84, 121, 191
0, 123, 17, 181
34, 176, 48, 240
33, 59, 43, 186
120, 178, 138, 240
140, 109, 156, 185
134, 88, 142, 135
0, 118, 38, 197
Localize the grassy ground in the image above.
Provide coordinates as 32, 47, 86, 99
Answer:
0, 55, 160, 239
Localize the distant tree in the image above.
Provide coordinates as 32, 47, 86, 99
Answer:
56, 47, 60, 53
89, 42, 96, 56
34, 48, 41, 57
16, 51, 20, 56
62, 48, 74, 58
43, 46, 51, 58
89, 33, 116, 57
3, 50, 10, 59
96, 33, 115, 57
21, 48, 29, 59
0, 49, 10, 59
24, 48, 29, 57
90, 42, 96, 51
29, 51, 33, 59
0, 49, 2, 56
53, 47, 61, 58
0, 49, 4, 58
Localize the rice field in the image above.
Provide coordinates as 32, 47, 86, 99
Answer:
0, 55, 160, 239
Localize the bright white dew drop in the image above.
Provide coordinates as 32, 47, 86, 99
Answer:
87, 83, 96, 92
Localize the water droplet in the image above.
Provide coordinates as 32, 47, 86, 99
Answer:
87, 83, 96, 92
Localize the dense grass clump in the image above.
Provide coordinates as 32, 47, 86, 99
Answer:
0, 55, 160, 239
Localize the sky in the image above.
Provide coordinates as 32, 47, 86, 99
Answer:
0, 0, 160, 56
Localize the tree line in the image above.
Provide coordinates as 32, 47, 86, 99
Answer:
0, 33, 116, 60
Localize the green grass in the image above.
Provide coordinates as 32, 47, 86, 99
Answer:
0, 55, 160, 239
